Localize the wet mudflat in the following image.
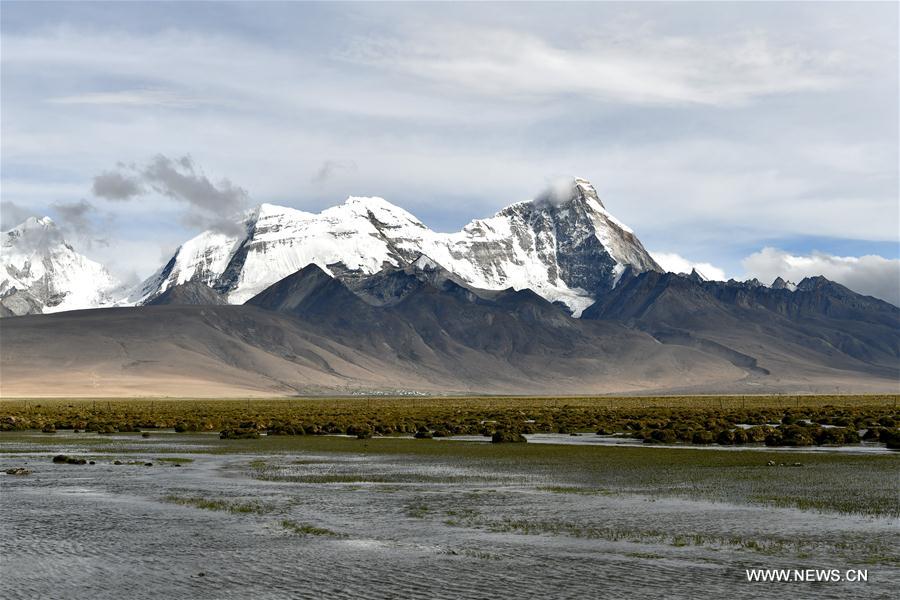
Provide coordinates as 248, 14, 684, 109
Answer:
1, 432, 897, 599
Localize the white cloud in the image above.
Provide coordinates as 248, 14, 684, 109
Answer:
344, 27, 846, 106
47, 89, 205, 108
742, 247, 900, 306
650, 252, 727, 281
0, 6, 895, 282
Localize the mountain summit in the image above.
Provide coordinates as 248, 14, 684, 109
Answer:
130, 177, 661, 315
1, 217, 121, 316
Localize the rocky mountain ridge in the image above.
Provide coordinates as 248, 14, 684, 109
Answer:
127, 177, 661, 316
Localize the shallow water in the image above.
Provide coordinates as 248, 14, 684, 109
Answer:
444, 433, 895, 454
1, 436, 897, 599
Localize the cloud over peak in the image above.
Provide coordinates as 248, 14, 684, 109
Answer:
92, 154, 250, 234
650, 252, 727, 281
743, 247, 900, 306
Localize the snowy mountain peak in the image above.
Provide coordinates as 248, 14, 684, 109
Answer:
19, 215, 55, 229
342, 195, 394, 209
573, 177, 601, 199
335, 196, 427, 229
771, 276, 797, 291
526, 177, 605, 211
1, 216, 121, 316
6, 215, 62, 245
128, 178, 662, 315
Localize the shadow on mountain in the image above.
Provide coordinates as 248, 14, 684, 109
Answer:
1, 262, 897, 396
582, 268, 900, 381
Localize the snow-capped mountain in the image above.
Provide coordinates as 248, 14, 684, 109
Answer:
129, 178, 661, 315
1, 217, 122, 316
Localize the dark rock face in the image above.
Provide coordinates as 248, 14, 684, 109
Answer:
145, 281, 226, 306
496, 179, 660, 297
583, 269, 900, 376
215, 237, 253, 295
246, 263, 374, 324
0, 288, 43, 316
247, 261, 580, 358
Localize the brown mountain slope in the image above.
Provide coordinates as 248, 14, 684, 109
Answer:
2, 265, 897, 397
0, 304, 747, 397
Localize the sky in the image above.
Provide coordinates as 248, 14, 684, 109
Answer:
1, 1, 898, 303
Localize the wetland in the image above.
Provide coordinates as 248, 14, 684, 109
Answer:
1, 396, 898, 599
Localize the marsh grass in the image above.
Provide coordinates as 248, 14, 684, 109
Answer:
3, 395, 898, 519
251, 468, 478, 485
539, 486, 612, 495
625, 552, 664, 559
230, 436, 899, 518
452, 517, 895, 563
405, 502, 430, 518
441, 548, 502, 560
279, 519, 343, 537
164, 494, 271, 514
443, 507, 480, 526
3, 395, 896, 447
156, 457, 193, 464
10, 426, 895, 518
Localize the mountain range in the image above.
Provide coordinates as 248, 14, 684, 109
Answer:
1, 178, 897, 396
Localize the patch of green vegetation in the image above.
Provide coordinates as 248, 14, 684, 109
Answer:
442, 506, 480, 527
163, 494, 271, 514
2, 395, 898, 519
156, 457, 194, 464
446, 508, 479, 519
539, 486, 611, 495
451, 517, 893, 562
492, 429, 527, 443
219, 428, 260, 439
251, 468, 478, 485
748, 493, 897, 516
279, 519, 343, 537
405, 503, 430, 518
3, 395, 896, 449
444, 548, 502, 560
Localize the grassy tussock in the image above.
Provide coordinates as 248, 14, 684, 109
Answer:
279, 519, 342, 537
164, 494, 270, 514
2, 395, 897, 448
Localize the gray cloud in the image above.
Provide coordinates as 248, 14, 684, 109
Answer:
92, 154, 250, 235
311, 160, 358, 185
49, 199, 114, 248
742, 247, 900, 306
93, 171, 144, 201
1, 214, 64, 253
2, 199, 109, 250
51, 199, 95, 234
142, 154, 248, 215
1, 200, 36, 230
